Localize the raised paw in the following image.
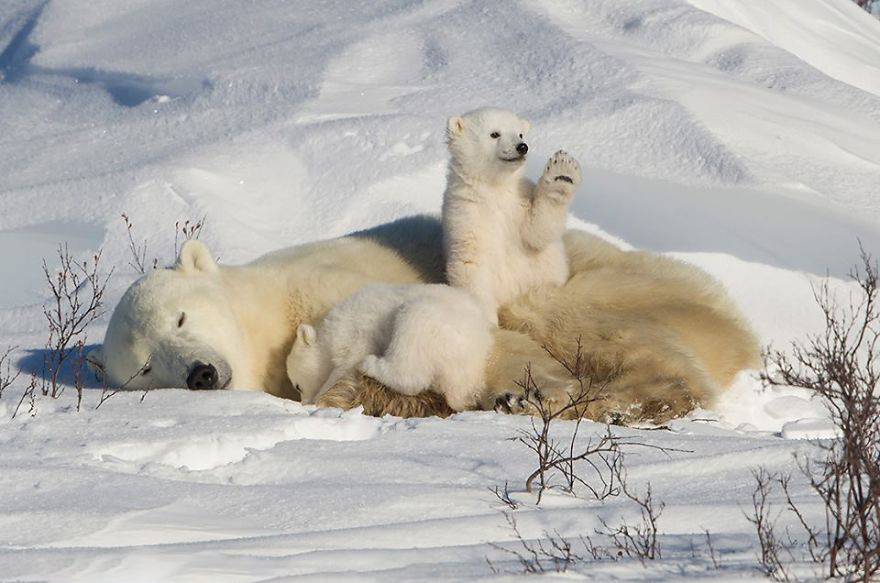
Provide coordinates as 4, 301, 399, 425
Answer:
541, 150, 582, 192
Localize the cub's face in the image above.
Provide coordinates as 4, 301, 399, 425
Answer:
88, 241, 249, 392
285, 324, 331, 403
447, 107, 531, 183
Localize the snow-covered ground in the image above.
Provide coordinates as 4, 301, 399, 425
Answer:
1, 0, 879, 580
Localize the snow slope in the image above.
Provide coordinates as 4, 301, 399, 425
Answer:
1, 0, 880, 580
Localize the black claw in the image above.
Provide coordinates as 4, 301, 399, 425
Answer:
495, 394, 513, 413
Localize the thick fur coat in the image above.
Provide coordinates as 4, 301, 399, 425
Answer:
93, 215, 760, 424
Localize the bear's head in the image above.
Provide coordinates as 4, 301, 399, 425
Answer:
285, 323, 332, 402
88, 240, 250, 392
447, 107, 530, 184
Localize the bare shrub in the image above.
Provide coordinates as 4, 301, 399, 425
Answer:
757, 245, 880, 581
13, 374, 39, 418
173, 216, 205, 258
513, 358, 684, 503
121, 213, 155, 274
489, 482, 520, 510
488, 512, 581, 574
512, 343, 624, 503
93, 359, 152, 410
0, 346, 21, 399
488, 467, 670, 573
122, 213, 206, 274
42, 246, 111, 403
597, 462, 665, 565
515, 373, 624, 503
744, 469, 791, 581
10, 245, 111, 417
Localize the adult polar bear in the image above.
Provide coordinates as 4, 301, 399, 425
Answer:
90, 215, 760, 423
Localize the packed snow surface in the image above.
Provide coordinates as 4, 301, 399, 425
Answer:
1, 0, 879, 580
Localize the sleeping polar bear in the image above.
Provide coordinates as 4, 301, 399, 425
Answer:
89, 215, 760, 424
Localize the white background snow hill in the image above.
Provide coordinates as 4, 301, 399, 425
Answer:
1, 0, 879, 581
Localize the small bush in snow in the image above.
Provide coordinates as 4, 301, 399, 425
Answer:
757, 245, 880, 582
121, 212, 206, 274
0, 346, 21, 399
488, 462, 669, 574
487, 512, 581, 574
511, 343, 624, 503
596, 467, 665, 565
12, 245, 111, 417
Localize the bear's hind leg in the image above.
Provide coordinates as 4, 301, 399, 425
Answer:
359, 353, 433, 396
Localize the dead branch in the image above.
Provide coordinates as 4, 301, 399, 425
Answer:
121, 213, 152, 274
489, 482, 520, 510
761, 244, 880, 581
597, 461, 665, 565
489, 512, 581, 574
744, 469, 790, 581
41, 245, 112, 402
173, 216, 206, 259
0, 346, 21, 399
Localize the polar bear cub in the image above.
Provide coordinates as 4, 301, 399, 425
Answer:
443, 107, 582, 322
286, 283, 494, 411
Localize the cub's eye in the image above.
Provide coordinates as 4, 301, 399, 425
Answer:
519, 133, 523, 138
490, 131, 500, 139
177, 313, 186, 328
141, 366, 152, 376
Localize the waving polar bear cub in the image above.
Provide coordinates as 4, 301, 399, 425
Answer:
287, 283, 494, 411
443, 107, 581, 322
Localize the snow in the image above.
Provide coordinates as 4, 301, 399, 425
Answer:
1, 0, 879, 580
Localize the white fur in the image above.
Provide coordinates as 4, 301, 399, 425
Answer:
286, 283, 493, 411
92, 215, 758, 421
90, 219, 443, 397
442, 107, 581, 322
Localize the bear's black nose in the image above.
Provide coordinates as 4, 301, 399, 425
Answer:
516, 142, 528, 156
187, 363, 218, 390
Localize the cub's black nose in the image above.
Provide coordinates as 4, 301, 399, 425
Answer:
187, 363, 218, 390
516, 142, 528, 156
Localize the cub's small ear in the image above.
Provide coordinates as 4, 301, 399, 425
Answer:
176, 240, 218, 274
86, 347, 105, 381
296, 324, 317, 347
447, 116, 466, 138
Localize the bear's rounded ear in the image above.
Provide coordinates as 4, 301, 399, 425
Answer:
296, 324, 316, 347
176, 240, 218, 274
447, 116, 466, 138
86, 347, 105, 382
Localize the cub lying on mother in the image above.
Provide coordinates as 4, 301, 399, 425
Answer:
90, 107, 760, 422
284, 107, 589, 413
90, 214, 760, 423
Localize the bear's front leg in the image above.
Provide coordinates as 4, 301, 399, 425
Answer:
522, 151, 582, 251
